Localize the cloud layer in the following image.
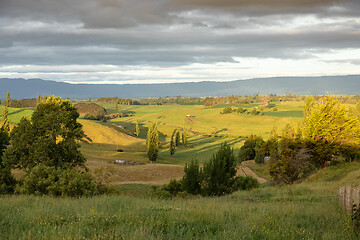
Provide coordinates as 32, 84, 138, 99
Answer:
0, 0, 359, 83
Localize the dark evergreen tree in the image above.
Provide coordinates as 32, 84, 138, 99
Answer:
0, 126, 16, 194
203, 142, 237, 196
181, 159, 202, 195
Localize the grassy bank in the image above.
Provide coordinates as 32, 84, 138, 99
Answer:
1, 162, 359, 239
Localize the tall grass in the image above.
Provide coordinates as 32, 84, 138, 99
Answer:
0, 184, 356, 240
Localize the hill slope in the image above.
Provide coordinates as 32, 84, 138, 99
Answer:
1, 75, 360, 99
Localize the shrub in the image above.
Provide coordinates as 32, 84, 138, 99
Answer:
236, 107, 245, 113
222, 107, 233, 114
268, 103, 276, 109
272, 107, 278, 112
16, 164, 99, 197
162, 179, 182, 196
251, 109, 259, 115
233, 176, 259, 191
0, 167, 16, 194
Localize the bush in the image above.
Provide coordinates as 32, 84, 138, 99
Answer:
251, 109, 259, 115
268, 103, 276, 109
233, 176, 259, 191
222, 107, 233, 114
236, 107, 245, 113
0, 167, 16, 194
151, 179, 182, 198
272, 107, 278, 112
16, 164, 99, 197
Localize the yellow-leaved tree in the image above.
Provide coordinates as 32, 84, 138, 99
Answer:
302, 95, 360, 168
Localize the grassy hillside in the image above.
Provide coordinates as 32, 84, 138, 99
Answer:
0, 105, 34, 124
101, 101, 304, 139
1, 162, 359, 239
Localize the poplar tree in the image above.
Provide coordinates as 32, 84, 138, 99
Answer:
146, 122, 159, 162
37, 94, 42, 105
5, 92, 11, 107
135, 120, 140, 137
2, 106, 9, 134
182, 131, 188, 147
175, 130, 181, 147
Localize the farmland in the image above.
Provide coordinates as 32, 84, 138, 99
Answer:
0, 97, 359, 239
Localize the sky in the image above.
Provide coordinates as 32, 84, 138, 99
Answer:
0, 0, 359, 84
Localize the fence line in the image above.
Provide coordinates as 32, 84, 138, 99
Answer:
338, 186, 360, 212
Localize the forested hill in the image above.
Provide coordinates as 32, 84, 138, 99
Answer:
1, 75, 360, 99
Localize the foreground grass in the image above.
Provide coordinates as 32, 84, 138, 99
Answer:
1, 160, 359, 240
0, 185, 356, 240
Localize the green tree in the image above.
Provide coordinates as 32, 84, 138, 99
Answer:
269, 126, 314, 184
175, 130, 181, 147
5, 92, 11, 107
169, 129, 177, 155
203, 142, 237, 196
304, 96, 315, 118
135, 120, 140, 137
349, 101, 360, 120
4, 96, 85, 170
37, 94, 42, 105
2, 106, 10, 134
182, 131, 187, 147
146, 122, 159, 162
222, 107, 232, 114
238, 135, 264, 162
0, 126, 16, 194
302, 95, 360, 168
236, 107, 245, 113
169, 137, 175, 155
181, 160, 202, 195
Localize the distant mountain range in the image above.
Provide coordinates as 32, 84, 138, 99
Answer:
1, 75, 360, 99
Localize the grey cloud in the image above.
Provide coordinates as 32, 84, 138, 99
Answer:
0, 0, 359, 71
0, 0, 358, 30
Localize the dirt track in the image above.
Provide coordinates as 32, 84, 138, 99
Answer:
237, 162, 267, 184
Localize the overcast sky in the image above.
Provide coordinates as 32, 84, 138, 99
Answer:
0, 0, 359, 84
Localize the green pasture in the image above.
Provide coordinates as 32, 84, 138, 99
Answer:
1, 162, 359, 240
0, 105, 34, 124
103, 101, 303, 140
